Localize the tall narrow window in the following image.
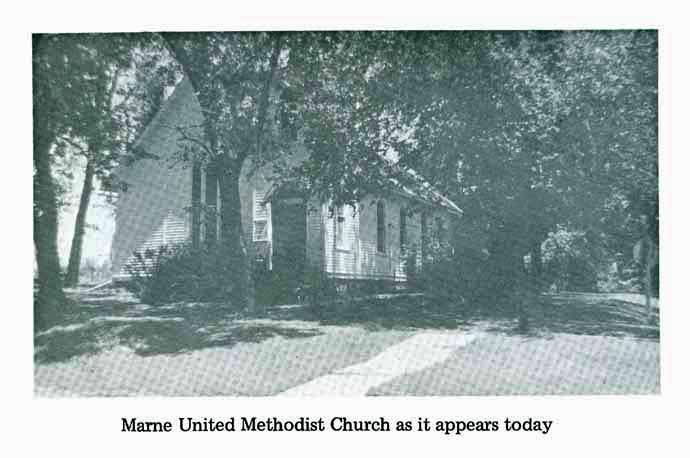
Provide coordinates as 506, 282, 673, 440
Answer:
253, 189, 269, 241
435, 216, 446, 245
376, 200, 386, 253
335, 205, 353, 251
399, 208, 407, 251
335, 205, 344, 248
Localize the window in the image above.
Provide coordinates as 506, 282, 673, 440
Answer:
335, 205, 346, 249
435, 216, 446, 245
335, 205, 353, 251
376, 200, 386, 253
253, 189, 269, 241
399, 208, 407, 251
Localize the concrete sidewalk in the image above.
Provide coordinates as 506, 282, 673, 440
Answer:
279, 331, 479, 396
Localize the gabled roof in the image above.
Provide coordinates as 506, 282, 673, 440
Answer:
387, 169, 463, 217
130, 79, 463, 217
264, 168, 463, 217
113, 78, 199, 189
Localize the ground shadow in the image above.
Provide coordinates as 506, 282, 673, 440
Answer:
35, 289, 323, 364
35, 288, 658, 364
261, 295, 471, 331
517, 293, 660, 340
261, 292, 659, 340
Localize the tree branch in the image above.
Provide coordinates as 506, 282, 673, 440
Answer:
172, 125, 214, 157
57, 135, 89, 157
253, 33, 283, 163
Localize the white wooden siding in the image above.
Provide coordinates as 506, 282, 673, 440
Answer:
120, 209, 189, 275
111, 79, 199, 278
112, 80, 459, 284
322, 194, 452, 282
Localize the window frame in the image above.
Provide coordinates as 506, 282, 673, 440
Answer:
435, 216, 446, 245
252, 189, 270, 242
399, 207, 407, 252
335, 205, 349, 251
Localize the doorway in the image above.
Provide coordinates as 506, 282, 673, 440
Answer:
271, 197, 307, 301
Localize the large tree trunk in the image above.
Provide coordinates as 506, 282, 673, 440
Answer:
204, 167, 218, 245
34, 136, 67, 330
642, 233, 658, 324
644, 241, 652, 320
191, 162, 202, 249
529, 236, 544, 294
530, 239, 542, 278
217, 164, 255, 311
64, 158, 96, 286
161, 33, 282, 311
487, 211, 533, 332
635, 219, 658, 324
486, 228, 523, 298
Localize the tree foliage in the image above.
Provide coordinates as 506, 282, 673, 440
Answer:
158, 31, 657, 308
343, 31, 659, 300
34, 33, 181, 324
35, 31, 657, 323
160, 32, 293, 308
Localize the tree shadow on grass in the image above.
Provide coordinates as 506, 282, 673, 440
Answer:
482, 293, 659, 340
35, 289, 323, 364
115, 320, 322, 357
261, 295, 473, 331
260, 292, 659, 341
35, 289, 658, 365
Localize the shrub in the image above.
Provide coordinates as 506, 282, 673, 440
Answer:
300, 267, 338, 306
541, 228, 601, 292
253, 257, 300, 305
417, 257, 462, 302
125, 243, 236, 305
414, 242, 523, 310
413, 241, 476, 304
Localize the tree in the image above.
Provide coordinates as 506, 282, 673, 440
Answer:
33, 34, 175, 328
312, 31, 658, 327
136, 31, 656, 318
34, 34, 90, 328
157, 32, 416, 306
376, 32, 656, 294
160, 32, 289, 309
274, 32, 412, 207
335, 32, 561, 307
59, 34, 175, 286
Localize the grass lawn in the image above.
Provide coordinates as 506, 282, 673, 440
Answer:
34, 288, 659, 396
368, 292, 659, 395
368, 332, 659, 395
34, 288, 413, 396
